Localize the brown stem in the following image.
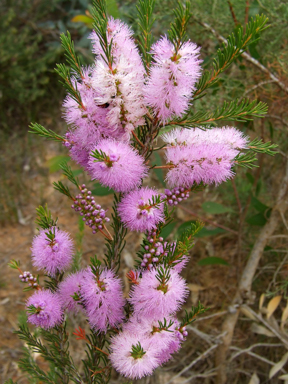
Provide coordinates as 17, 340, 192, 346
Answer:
103, 225, 113, 241
151, 165, 175, 169
231, 178, 242, 214
227, 1, 239, 25
244, 0, 250, 33
132, 131, 145, 148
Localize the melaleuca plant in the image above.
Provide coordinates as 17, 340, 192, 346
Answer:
9, 0, 277, 383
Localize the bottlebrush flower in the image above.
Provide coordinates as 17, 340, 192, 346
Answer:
129, 267, 188, 318
124, 315, 178, 350
109, 331, 160, 379
80, 268, 125, 332
88, 139, 148, 193
58, 270, 86, 313
162, 126, 248, 149
90, 18, 146, 138
26, 290, 63, 329
118, 187, 165, 232
144, 36, 202, 123
31, 227, 74, 277
165, 144, 237, 188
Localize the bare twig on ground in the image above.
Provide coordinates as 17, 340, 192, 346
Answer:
165, 344, 218, 384
214, 160, 288, 383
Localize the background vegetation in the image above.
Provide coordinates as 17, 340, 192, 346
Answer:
1, 0, 288, 383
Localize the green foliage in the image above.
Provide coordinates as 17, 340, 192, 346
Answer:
91, 0, 113, 67
15, 324, 83, 384
29, 123, 65, 142
60, 162, 81, 188
35, 204, 58, 230
53, 181, 74, 200
180, 301, 208, 327
194, 14, 268, 98
198, 256, 230, 266
8, 259, 21, 270
60, 31, 84, 79
172, 98, 268, 127
168, 1, 191, 50
136, 0, 156, 69
0, 0, 91, 130
104, 194, 127, 272
202, 201, 234, 214
92, 183, 114, 196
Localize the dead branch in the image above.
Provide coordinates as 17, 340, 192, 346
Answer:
165, 344, 218, 384
214, 159, 288, 383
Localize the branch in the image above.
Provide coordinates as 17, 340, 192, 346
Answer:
215, 159, 288, 383
196, 19, 288, 95
165, 344, 218, 384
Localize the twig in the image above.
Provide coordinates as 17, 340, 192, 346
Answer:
244, 0, 250, 32
242, 305, 288, 349
195, 19, 288, 95
178, 205, 238, 235
229, 343, 283, 361
132, 131, 145, 148
215, 159, 288, 383
230, 347, 283, 367
227, 1, 239, 25
179, 369, 217, 383
265, 114, 288, 128
231, 178, 242, 214
165, 344, 218, 384
241, 80, 276, 99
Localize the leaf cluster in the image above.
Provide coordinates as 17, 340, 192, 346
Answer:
194, 14, 269, 98
168, 1, 191, 51
29, 123, 65, 142
136, 0, 156, 70
15, 324, 82, 384
180, 301, 208, 327
104, 194, 127, 272
171, 98, 268, 127
36, 205, 58, 230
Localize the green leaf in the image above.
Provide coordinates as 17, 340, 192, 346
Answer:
202, 201, 233, 214
71, 15, 94, 27
160, 222, 176, 239
91, 183, 114, 196
251, 196, 270, 213
107, 0, 120, 18
176, 220, 197, 238
196, 227, 226, 237
152, 152, 165, 186
45, 155, 70, 173
198, 257, 229, 266
72, 169, 83, 177
246, 172, 254, 184
246, 210, 271, 226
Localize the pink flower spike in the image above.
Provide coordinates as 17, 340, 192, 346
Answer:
129, 267, 188, 318
144, 36, 202, 123
26, 290, 63, 329
31, 227, 74, 277
88, 139, 148, 193
162, 126, 248, 149
165, 143, 237, 188
118, 187, 165, 232
58, 270, 86, 313
80, 268, 125, 332
109, 331, 160, 379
